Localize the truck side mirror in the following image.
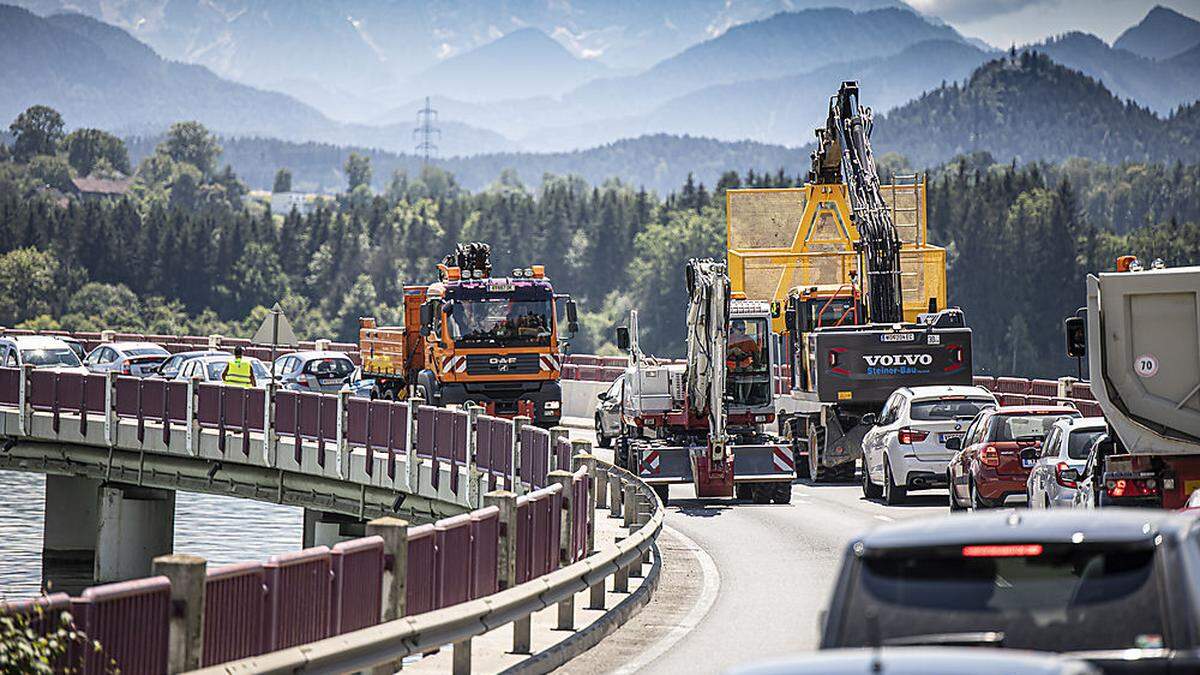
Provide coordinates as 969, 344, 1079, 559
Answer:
566, 299, 578, 324
1064, 315, 1086, 358
616, 326, 630, 352
419, 301, 434, 337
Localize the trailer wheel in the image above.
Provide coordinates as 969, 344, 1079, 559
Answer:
772, 482, 793, 504
653, 484, 669, 506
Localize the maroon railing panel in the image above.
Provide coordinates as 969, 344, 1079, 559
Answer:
347, 397, 370, 446
999, 393, 1028, 406
0, 367, 19, 405
1029, 379, 1059, 397
994, 376, 1031, 395
203, 563, 267, 666
78, 576, 171, 675
548, 488, 563, 573
331, 536, 385, 635
434, 515, 473, 609
262, 547, 333, 652
415, 406, 436, 457
555, 437, 572, 471
1028, 395, 1055, 407
275, 390, 300, 436
515, 497, 534, 584
470, 507, 500, 598
28, 369, 57, 409
1071, 381, 1094, 400
405, 525, 437, 616
298, 392, 321, 437
0, 592, 72, 641
1075, 399, 1104, 417
531, 491, 552, 576
318, 394, 338, 442
973, 375, 996, 391
197, 383, 223, 426
452, 414, 468, 463
166, 380, 189, 422
572, 473, 589, 562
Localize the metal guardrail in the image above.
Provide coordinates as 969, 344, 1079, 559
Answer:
189, 460, 663, 674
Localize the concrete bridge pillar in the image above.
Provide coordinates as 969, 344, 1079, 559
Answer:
302, 509, 363, 549
94, 485, 176, 583
42, 475, 101, 594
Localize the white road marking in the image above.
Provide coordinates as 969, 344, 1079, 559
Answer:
609, 524, 721, 675
874, 515, 895, 522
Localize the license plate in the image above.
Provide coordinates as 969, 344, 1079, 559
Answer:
1022, 458, 1035, 468
939, 433, 963, 444
320, 378, 340, 386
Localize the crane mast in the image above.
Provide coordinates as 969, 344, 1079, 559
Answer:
810, 81, 904, 325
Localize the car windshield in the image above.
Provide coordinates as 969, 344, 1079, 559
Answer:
159, 356, 184, 377
444, 288, 553, 347
910, 398, 995, 421
21, 348, 82, 368
990, 414, 1076, 442
303, 357, 355, 378
839, 545, 1166, 652
1068, 429, 1106, 460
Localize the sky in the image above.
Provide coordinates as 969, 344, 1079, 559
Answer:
902, 0, 1200, 47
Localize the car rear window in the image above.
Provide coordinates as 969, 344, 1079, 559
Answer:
304, 357, 354, 378
836, 545, 1166, 652
127, 347, 167, 357
1068, 429, 1106, 460
989, 414, 1076, 442
910, 398, 995, 421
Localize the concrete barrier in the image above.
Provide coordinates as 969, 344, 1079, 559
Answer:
562, 380, 610, 420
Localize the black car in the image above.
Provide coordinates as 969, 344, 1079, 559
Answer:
821, 510, 1200, 673
729, 647, 1098, 675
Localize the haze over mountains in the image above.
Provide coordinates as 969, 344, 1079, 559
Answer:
3, 0, 1200, 190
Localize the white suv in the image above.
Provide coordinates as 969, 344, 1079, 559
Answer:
861, 385, 998, 505
0, 335, 89, 373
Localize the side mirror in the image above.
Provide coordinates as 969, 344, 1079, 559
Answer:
1064, 315, 1086, 358
1061, 468, 1080, 482
946, 436, 963, 451
419, 300, 435, 337
597, 392, 609, 401
860, 412, 878, 426
616, 326, 631, 352
566, 299, 578, 324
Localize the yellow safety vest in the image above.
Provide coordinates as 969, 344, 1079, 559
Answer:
223, 358, 253, 388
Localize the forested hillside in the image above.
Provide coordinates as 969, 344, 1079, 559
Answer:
4, 107, 1200, 377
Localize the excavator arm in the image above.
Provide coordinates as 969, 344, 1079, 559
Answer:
810, 81, 904, 325
685, 258, 731, 462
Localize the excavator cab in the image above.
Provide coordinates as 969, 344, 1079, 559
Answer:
727, 302, 775, 418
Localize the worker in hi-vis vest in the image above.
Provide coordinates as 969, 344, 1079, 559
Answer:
222, 346, 256, 388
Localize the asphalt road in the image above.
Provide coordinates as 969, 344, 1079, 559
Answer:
567, 423, 948, 674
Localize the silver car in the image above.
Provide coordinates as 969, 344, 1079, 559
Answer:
594, 375, 626, 448
174, 354, 270, 388
0, 335, 88, 372
272, 351, 357, 393
1026, 417, 1106, 509
83, 341, 170, 377
155, 349, 230, 379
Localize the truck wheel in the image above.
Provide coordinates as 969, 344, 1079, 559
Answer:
883, 460, 907, 506
653, 484, 669, 505
752, 485, 771, 504
772, 482, 793, 504
736, 484, 753, 501
862, 462, 883, 500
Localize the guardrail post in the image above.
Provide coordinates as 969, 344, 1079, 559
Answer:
262, 382, 276, 467
548, 470, 575, 630
613, 533, 630, 594
152, 553, 206, 673
452, 639, 472, 675
572, 447, 597, 554
484, 490, 528, 652
512, 415, 529, 493
186, 375, 199, 456
335, 389, 349, 479
623, 483, 642, 579
406, 396, 421, 493
549, 426, 568, 472
18, 363, 32, 437
104, 370, 119, 447
367, 516, 409, 622
466, 404, 481, 507
638, 492, 652, 565
609, 470, 622, 519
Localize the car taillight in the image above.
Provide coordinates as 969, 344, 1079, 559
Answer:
980, 445, 999, 467
1055, 461, 1077, 489
1106, 477, 1158, 498
121, 360, 131, 375
897, 428, 929, 444
962, 544, 1043, 558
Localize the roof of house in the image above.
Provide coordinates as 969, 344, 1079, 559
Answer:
71, 174, 133, 195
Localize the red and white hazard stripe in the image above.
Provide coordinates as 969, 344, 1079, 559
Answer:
642, 450, 661, 475
773, 446, 794, 473
540, 354, 561, 371
442, 355, 467, 374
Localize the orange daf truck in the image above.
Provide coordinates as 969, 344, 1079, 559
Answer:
359, 242, 578, 427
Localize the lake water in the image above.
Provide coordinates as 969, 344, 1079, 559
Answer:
0, 470, 303, 600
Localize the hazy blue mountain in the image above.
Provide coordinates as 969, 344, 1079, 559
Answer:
1030, 32, 1200, 115
0, 5, 515, 155
872, 52, 1198, 167
400, 28, 608, 102
565, 7, 970, 118
6, 0, 904, 121
1113, 5, 1200, 61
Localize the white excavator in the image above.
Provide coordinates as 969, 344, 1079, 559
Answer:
614, 259, 795, 504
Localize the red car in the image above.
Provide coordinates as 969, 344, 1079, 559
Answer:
947, 406, 1080, 510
